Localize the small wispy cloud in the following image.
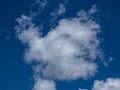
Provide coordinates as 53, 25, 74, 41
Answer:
51, 3, 66, 16
30, 0, 47, 17
89, 5, 98, 14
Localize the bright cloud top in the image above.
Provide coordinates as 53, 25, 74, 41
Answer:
92, 78, 120, 90
16, 4, 102, 90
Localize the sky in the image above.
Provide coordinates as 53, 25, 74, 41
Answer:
0, 0, 120, 90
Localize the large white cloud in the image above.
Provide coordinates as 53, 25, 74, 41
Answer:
92, 78, 120, 90
16, 5, 102, 90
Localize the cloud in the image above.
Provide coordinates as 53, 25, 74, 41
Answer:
30, 0, 47, 16
33, 79, 56, 90
51, 3, 66, 16
31, 0, 47, 10
92, 78, 120, 90
50, 3, 66, 25
78, 78, 120, 90
16, 4, 102, 90
89, 5, 98, 14
15, 15, 41, 44
78, 88, 88, 90
16, 14, 101, 80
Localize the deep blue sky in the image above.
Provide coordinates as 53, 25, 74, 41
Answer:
0, 0, 120, 90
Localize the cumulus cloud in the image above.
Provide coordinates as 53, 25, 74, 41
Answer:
16, 3, 102, 90
92, 78, 120, 90
33, 79, 56, 90
16, 14, 101, 80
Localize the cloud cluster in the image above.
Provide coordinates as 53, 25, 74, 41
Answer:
16, 1, 103, 90
92, 78, 120, 90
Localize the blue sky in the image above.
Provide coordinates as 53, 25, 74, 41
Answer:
0, 0, 120, 90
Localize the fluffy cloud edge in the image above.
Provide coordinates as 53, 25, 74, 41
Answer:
78, 77, 120, 90
92, 78, 120, 90
33, 79, 56, 90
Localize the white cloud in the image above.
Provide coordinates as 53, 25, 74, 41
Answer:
16, 6, 102, 90
16, 16, 101, 80
33, 79, 56, 90
78, 88, 88, 90
92, 78, 120, 90
16, 15, 41, 44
